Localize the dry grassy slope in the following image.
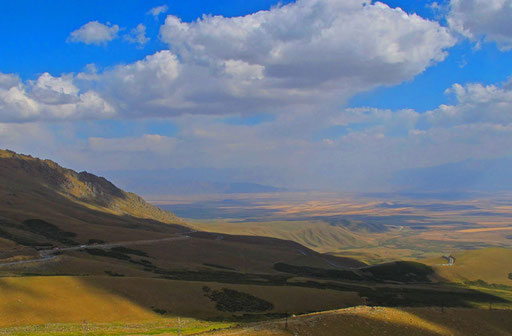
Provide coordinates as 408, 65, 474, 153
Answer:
0, 149, 364, 274
0, 149, 181, 225
430, 248, 512, 286
0, 276, 362, 327
0, 149, 190, 246
188, 219, 372, 253
0, 276, 156, 327
205, 306, 512, 336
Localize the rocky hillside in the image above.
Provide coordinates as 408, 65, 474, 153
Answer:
0, 149, 181, 224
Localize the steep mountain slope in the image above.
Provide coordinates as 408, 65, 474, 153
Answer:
0, 149, 181, 224
0, 149, 369, 275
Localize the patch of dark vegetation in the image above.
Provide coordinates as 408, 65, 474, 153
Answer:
360, 285, 508, 307
85, 248, 131, 261
465, 279, 512, 291
311, 215, 388, 233
104, 270, 125, 277
152, 266, 289, 285
21, 219, 79, 246
110, 246, 149, 257
506, 235, 512, 240
86, 239, 105, 245
129, 258, 156, 268
189, 231, 309, 251
78, 246, 158, 271
364, 261, 434, 282
203, 287, 274, 313
274, 261, 434, 283
0, 273, 76, 277
150, 307, 167, 315
0, 227, 48, 247
203, 263, 236, 271
284, 280, 508, 308
274, 263, 363, 281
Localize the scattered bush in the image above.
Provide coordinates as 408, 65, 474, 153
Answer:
203, 263, 236, 271
465, 279, 512, 291
22, 219, 78, 246
111, 246, 148, 257
151, 307, 167, 315
104, 271, 125, 277
87, 239, 105, 244
203, 287, 274, 313
274, 261, 434, 283
85, 248, 131, 261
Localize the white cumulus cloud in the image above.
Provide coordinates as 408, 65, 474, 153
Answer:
0, 72, 115, 122
68, 21, 120, 45
124, 23, 150, 47
448, 0, 512, 50
4, 0, 456, 122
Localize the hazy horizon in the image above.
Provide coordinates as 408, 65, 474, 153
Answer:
2, 0, 512, 195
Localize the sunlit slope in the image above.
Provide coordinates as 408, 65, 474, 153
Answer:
0, 276, 155, 327
188, 220, 371, 253
0, 149, 189, 248
205, 306, 512, 336
0, 149, 182, 225
431, 248, 512, 286
0, 276, 362, 327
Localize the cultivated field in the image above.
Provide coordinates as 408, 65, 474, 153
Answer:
159, 192, 512, 263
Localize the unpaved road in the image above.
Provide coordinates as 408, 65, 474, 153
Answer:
0, 232, 192, 267
440, 255, 455, 266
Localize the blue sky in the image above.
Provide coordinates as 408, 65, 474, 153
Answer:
1, 0, 294, 79
3, 0, 510, 114
1, 0, 512, 193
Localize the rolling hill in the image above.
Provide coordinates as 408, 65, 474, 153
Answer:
204, 306, 512, 336
0, 149, 511, 335
0, 149, 372, 327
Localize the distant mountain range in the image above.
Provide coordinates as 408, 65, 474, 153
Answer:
100, 168, 285, 196
392, 156, 512, 195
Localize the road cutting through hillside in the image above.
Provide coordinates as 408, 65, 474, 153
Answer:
0, 232, 193, 267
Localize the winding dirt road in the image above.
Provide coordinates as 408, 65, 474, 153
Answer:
0, 232, 193, 267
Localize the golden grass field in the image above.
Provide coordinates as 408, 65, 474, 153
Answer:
203, 306, 512, 336
0, 276, 362, 327
431, 248, 512, 286
167, 193, 512, 263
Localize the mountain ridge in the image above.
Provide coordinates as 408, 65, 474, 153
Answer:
0, 149, 182, 225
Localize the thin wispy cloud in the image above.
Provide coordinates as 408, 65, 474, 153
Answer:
147, 5, 169, 17
123, 23, 150, 47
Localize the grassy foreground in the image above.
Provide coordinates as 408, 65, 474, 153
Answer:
204, 306, 512, 336
0, 319, 234, 336
3, 307, 512, 336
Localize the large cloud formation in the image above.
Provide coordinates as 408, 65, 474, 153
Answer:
0, 72, 114, 122
448, 0, 512, 50
0, 0, 455, 122
50, 77, 511, 190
